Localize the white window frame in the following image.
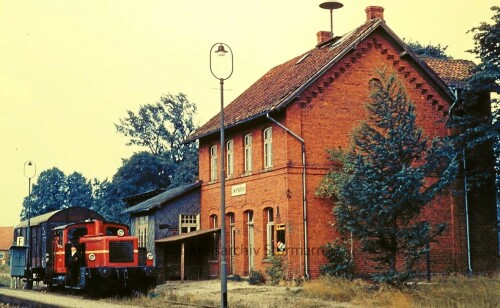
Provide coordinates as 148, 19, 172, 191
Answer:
226, 139, 234, 178
210, 145, 217, 181
264, 127, 273, 169
179, 214, 200, 234
210, 214, 218, 228
244, 134, 252, 173
266, 208, 275, 257
247, 211, 255, 271
136, 216, 148, 248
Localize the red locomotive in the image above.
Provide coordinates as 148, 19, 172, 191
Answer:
12, 207, 156, 295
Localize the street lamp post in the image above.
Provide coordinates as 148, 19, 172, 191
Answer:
210, 42, 233, 308
23, 161, 36, 290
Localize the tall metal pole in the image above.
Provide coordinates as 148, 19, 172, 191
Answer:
329, 9, 333, 37
210, 42, 233, 308
219, 77, 227, 308
24, 161, 36, 290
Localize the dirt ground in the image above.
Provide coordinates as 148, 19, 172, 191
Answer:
157, 279, 348, 308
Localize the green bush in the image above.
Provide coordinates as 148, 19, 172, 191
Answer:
0, 264, 10, 273
320, 241, 353, 280
265, 255, 286, 285
248, 269, 265, 285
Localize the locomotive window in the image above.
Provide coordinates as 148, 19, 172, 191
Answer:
106, 227, 126, 236
68, 227, 88, 244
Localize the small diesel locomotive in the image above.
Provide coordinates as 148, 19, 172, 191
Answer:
12, 207, 156, 295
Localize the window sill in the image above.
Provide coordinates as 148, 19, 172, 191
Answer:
261, 257, 275, 263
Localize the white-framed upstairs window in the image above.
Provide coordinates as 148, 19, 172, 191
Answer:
244, 133, 252, 173
263, 127, 273, 169
179, 214, 200, 234
136, 216, 148, 248
210, 145, 217, 181
226, 139, 234, 178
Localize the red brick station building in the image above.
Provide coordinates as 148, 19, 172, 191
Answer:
185, 6, 498, 279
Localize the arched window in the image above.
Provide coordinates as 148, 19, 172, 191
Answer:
227, 212, 236, 274
210, 214, 218, 228
369, 78, 382, 92
246, 211, 255, 271
265, 208, 275, 257
209, 214, 219, 260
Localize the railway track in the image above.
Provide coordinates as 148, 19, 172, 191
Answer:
0, 287, 139, 308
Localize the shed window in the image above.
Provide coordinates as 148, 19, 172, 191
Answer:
179, 214, 200, 234
136, 216, 148, 248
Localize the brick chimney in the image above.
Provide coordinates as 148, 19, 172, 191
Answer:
365, 6, 384, 20
316, 31, 332, 45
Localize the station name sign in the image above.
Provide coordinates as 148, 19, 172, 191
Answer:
231, 183, 247, 196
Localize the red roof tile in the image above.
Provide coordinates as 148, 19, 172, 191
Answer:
189, 18, 463, 142
188, 18, 381, 141
422, 57, 476, 89
0, 226, 13, 250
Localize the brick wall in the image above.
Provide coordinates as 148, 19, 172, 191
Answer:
198, 29, 497, 279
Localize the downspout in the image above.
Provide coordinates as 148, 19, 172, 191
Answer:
266, 113, 310, 279
448, 87, 472, 274
463, 149, 472, 274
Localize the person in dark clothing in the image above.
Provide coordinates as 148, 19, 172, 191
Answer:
67, 245, 81, 287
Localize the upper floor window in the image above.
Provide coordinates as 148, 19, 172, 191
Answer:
244, 134, 252, 173
210, 145, 217, 181
263, 127, 273, 169
226, 139, 234, 178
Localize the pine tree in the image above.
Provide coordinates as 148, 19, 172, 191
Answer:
320, 70, 458, 285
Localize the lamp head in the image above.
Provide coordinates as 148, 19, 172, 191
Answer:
215, 44, 228, 56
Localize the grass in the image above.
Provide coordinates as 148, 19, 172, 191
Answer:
302, 274, 500, 307
0, 264, 11, 287
101, 288, 219, 308
98, 274, 500, 307
410, 274, 500, 307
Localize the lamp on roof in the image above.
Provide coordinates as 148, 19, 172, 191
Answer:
23, 160, 36, 290
319, 1, 343, 38
209, 42, 233, 308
